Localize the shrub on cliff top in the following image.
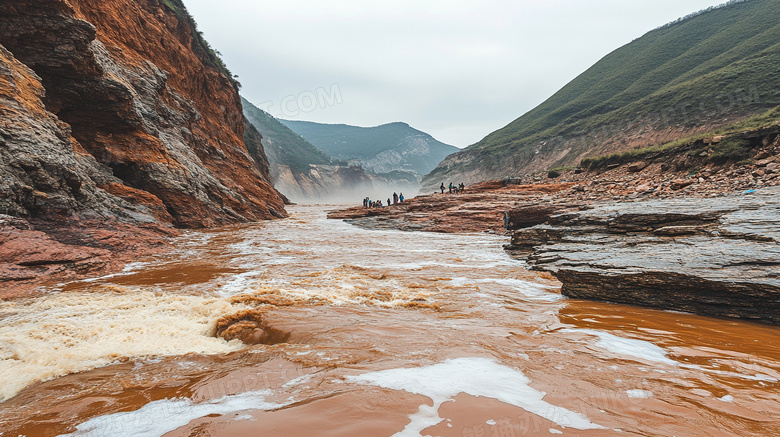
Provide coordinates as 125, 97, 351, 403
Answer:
160, 0, 241, 90
709, 138, 752, 164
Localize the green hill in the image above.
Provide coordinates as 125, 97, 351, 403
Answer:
279, 120, 459, 177
423, 0, 780, 188
241, 97, 334, 173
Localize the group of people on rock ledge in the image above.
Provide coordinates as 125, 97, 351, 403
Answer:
363, 192, 405, 208
440, 182, 466, 194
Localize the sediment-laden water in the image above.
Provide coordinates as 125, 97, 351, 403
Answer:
1, 205, 778, 436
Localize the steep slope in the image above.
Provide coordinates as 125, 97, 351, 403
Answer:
242, 97, 334, 174
423, 0, 780, 189
243, 98, 420, 201
0, 0, 287, 292
0, 0, 286, 228
280, 120, 459, 177
0, 43, 179, 293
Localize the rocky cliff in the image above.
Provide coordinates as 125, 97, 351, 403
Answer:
0, 0, 286, 293
0, 0, 286, 228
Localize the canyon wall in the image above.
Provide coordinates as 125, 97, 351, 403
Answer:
0, 0, 286, 228
0, 0, 286, 292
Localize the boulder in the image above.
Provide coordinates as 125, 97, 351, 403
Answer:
671, 180, 694, 190
214, 310, 290, 345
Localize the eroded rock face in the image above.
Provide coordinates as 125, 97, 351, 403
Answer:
0, 43, 181, 294
0, 0, 286, 228
0, 44, 143, 221
0, 0, 288, 294
511, 188, 780, 324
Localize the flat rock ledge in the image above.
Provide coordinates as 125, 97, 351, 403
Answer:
508, 187, 780, 324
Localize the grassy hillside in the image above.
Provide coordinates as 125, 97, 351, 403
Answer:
241, 97, 334, 172
280, 120, 459, 176
423, 0, 780, 187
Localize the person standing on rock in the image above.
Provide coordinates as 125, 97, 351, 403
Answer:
399, 193, 404, 203
440, 183, 445, 194
393, 192, 399, 204
387, 197, 391, 207
449, 182, 453, 194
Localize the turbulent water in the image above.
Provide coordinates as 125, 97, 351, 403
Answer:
1, 205, 779, 436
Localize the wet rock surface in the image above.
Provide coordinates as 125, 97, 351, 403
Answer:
214, 309, 291, 345
0, 1, 288, 295
328, 182, 576, 233
510, 187, 780, 324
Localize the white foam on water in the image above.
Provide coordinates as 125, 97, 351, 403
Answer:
226, 239, 275, 257
347, 357, 603, 436
563, 329, 777, 384
238, 266, 436, 308
483, 278, 562, 302
679, 363, 780, 383
626, 390, 654, 399
282, 373, 314, 388
78, 262, 151, 284
719, 395, 734, 402
562, 329, 678, 366
549, 429, 563, 434
448, 277, 561, 303
214, 271, 264, 297
0, 291, 245, 401
58, 390, 287, 437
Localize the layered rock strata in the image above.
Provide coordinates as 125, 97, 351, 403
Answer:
0, 0, 286, 294
328, 182, 575, 233
510, 188, 780, 324
0, 0, 286, 227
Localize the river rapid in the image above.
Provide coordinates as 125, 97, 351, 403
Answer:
0, 205, 778, 436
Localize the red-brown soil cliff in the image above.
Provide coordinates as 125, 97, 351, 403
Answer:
0, 0, 286, 227
0, 0, 287, 295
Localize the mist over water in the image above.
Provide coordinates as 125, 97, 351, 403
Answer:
1, 205, 778, 436
282, 181, 422, 205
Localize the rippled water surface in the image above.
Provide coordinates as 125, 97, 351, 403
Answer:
1, 205, 779, 436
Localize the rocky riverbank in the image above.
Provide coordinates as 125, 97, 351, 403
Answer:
509, 187, 780, 324
0, 215, 177, 299
327, 181, 576, 233
329, 136, 780, 323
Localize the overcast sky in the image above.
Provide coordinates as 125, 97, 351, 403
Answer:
185, 0, 729, 147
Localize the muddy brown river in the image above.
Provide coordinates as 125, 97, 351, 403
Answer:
1, 205, 778, 436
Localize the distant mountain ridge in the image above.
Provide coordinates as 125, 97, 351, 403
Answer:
242, 97, 335, 173
423, 0, 780, 189
279, 120, 459, 177
242, 98, 420, 201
